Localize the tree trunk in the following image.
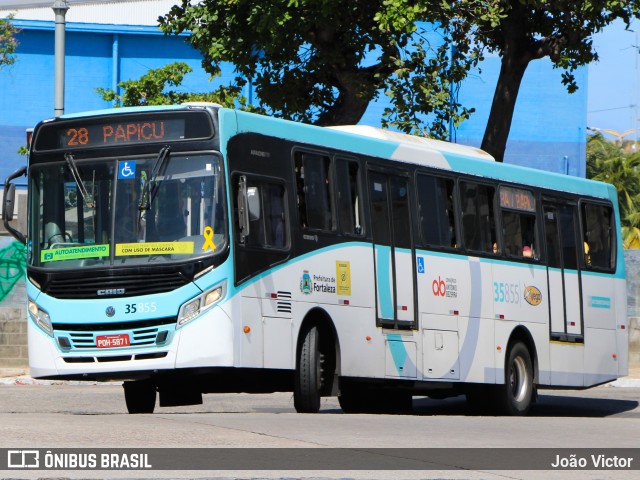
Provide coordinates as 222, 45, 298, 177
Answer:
314, 70, 374, 127
481, 49, 530, 162
315, 90, 371, 126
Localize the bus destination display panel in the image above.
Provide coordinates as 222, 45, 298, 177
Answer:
59, 118, 186, 149
32, 110, 215, 152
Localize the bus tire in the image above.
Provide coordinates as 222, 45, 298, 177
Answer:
499, 342, 534, 416
123, 380, 156, 414
294, 324, 323, 413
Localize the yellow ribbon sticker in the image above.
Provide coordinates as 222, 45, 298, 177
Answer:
202, 226, 216, 252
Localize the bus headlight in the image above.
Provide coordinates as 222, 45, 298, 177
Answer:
28, 300, 53, 337
177, 282, 226, 328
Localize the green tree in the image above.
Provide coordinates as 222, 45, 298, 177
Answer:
96, 62, 252, 108
586, 133, 640, 249
450, 0, 640, 162
0, 14, 18, 68
159, 1, 640, 160
159, 0, 477, 138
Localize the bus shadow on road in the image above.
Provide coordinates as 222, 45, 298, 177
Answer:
527, 393, 639, 418
410, 393, 639, 417
324, 393, 640, 418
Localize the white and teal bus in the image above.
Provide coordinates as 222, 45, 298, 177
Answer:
3, 105, 627, 415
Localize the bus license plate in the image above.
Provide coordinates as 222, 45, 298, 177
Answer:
96, 334, 130, 348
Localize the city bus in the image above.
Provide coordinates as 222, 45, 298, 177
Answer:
3, 104, 627, 415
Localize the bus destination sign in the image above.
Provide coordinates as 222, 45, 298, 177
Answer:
59, 118, 186, 149
499, 186, 535, 212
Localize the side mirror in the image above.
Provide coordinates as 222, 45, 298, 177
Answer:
3, 183, 16, 222
3, 166, 27, 244
247, 186, 260, 221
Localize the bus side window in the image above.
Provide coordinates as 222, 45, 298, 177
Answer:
558, 205, 579, 270
581, 202, 614, 270
335, 159, 363, 235
295, 152, 334, 231
237, 176, 288, 250
417, 174, 458, 249
502, 210, 538, 259
460, 181, 497, 253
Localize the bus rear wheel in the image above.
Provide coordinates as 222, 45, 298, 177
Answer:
123, 380, 156, 414
499, 342, 534, 416
294, 324, 324, 413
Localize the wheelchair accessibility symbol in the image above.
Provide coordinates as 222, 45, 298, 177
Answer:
417, 256, 425, 274
118, 161, 136, 180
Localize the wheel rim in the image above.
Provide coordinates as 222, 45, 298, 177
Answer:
510, 356, 529, 402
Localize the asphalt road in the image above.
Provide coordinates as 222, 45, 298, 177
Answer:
0, 380, 638, 480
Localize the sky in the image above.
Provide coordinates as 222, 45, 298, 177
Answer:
588, 18, 640, 142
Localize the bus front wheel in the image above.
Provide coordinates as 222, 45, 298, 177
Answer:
499, 342, 534, 416
294, 324, 323, 413
123, 380, 156, 414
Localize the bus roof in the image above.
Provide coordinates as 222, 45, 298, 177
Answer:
40, 105, 615, 203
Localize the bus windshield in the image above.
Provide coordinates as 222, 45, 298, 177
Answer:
30, 152, 226, 268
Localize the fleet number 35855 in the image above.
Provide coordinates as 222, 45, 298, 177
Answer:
124, 302, 157, 314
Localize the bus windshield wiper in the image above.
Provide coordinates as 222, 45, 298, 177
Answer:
65, 153, 95, 208
139, 146, 171, 211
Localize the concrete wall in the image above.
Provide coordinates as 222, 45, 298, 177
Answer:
0, 237, 27, 369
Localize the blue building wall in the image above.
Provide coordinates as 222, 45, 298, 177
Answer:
0, 20, 588, 184
454, 54, 587, 177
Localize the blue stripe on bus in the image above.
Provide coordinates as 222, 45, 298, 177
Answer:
375, 245, 394, 319
442, 151, 614, 199
590, 296, 612, 309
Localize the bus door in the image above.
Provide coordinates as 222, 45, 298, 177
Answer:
368, 171, 416, 329
543, 201, 584, 340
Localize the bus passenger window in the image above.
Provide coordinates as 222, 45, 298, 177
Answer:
236, 177, 288, 250
417, 174, 457, 249
335, 159, 363, 235
295, 152, 334, 231
501, 211, 538, 259
460, 182, 497, 253
581, 203, 614, 270
559, 205, 579, 270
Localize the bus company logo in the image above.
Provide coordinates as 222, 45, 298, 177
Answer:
43, 252, 54, 261
300, 271, 312, 295
524, 286, 542, 306
97, 288, 125, 296
432, 276, 458, 298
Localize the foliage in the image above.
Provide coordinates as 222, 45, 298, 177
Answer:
586, 133, 640, 249
96, 62, 258, 110
444, 0, 640, 161
159, 0, 479, 139
0, 14, 18, 68
158, 1, 640, 151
